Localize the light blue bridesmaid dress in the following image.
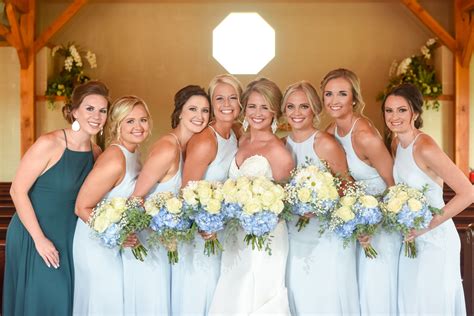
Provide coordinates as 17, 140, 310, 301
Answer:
172, 126, 238, 316
73, 144, 139, 315
335, 118, 401, 315
394, 133, 465, 315
286, 131, 360, 315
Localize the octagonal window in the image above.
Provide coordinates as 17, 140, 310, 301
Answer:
213, 13, 275, 75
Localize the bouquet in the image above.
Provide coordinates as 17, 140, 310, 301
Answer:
88, 197, 151, 261
144, 192, 194, 264
329, 186, 383, 258
380, 183, 442, 258
182, 180, 225, 256
221, 176, 286, 254
284, 163, 340, 231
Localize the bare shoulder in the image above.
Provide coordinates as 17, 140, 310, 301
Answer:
95, 145, 125, 169
27, 130, 65, 157
414, 133, 441, 159
268, 137, 293, 161
315, 131, 341, 151
187, 127, 217, 153
353, 118, 383, 147
148, 134, 179, 163
92, 143, 102, 160
325, 122, 336, 135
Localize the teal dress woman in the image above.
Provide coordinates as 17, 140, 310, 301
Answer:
3, 81, 109, 316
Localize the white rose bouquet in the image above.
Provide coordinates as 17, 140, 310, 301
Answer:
329, 185, 383, 258
284, 163, 340, 231
144, 192, 194, 264
88, 197, 151, 261
182, 180, 225, 256
380, 183, 442, 258
221, 176, 285, 254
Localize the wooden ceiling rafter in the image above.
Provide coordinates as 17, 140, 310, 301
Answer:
400, 0, 456, 52
5, 2, 27, 67
462, 0, 474, 12
34, 0, 89, 54
5, 0, 29, 14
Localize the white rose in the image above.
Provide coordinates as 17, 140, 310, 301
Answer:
206, 199, 222, 214
166, 197, 183, 214
269, 200, 284, 215
407, 198, 423, 212
297, 188, 312, 203
359, 195, 379, 208
340, 196, 356, 207
335, 206, 355, 222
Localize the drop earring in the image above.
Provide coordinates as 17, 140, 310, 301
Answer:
271, 118, 278, 134
242, 119, 249, 132
71, 120, 81, 132
100, 127, 103, 136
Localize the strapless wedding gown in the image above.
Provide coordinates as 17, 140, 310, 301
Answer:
209, 155, 290, 316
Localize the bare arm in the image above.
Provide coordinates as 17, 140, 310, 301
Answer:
75, 146, 124, 222
182, 129, 217, 186
270, 143, 295, 182
355, 129, 395, 187
314, 132, 349, 177
133, 138, 177, 197
416, 136, 474, 230
10, 133, 64, 268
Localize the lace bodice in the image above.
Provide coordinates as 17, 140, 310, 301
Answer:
228, 155, 273, 180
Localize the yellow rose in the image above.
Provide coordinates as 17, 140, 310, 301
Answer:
322, 172, 335, 185
236, 176, 251, 189
110, 197, 126, 211
396, 191, 409, 202
182, 189, 198, 205
272, 185, 285, 200
359, 195, 379, 208
386, 198, 403, 214
329, 187, 339, 200
269, 200, 284, 214
340, 196, 356, 206
144, 199, 159, 216
297, 188, 312, 203
318, 186, 330, 200
213, 189, 224, 202
243, 200, 262, 215
206, 199, 222, 214
261, 190, 276, 207
222, 179, 236, 194
104, 205, 123, 223
224, 187, 238, 203
335, 205, 355, 222
236, 188, 253, 204
407, 198, 422, 212
92, 214, 110, 233
197, 186, 213, 201
251, 182, 265, 195
166, 197, 183, 214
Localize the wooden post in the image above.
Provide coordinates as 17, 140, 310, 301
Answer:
455, 0, 471, 175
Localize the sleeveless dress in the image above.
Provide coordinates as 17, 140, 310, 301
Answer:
172, 126, 238, 316
209, 155, 290, 316
285, 132, 360, 315
73, 144, 140, 315
394, 134, 466, 315
3, 130, 94, 316
335, 119, 400, 315
144, 133, 181, 316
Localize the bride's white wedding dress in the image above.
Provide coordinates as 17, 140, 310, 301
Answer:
209, 155, 290, 316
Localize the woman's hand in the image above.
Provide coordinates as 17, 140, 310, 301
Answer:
199, 231, 217, 241
302, 212, 315, 219
122, 233, 139, 248
357, 234, 371, 247
34, 236, 60, 269
405, 214, 442, 241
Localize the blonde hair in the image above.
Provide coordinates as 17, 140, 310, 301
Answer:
282, 80, 322, 127
208, 74, 243, 106
241, 77, 283, 120
105, 95, 152, 146
320, 68, 366, 114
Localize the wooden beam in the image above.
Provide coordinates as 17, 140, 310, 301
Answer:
5, 2, 27, 68
454, 0, 470, 175
401, 0, 457, 52
461, 22, 474, 67
19, 0, 35, 155
34, 0, 88, 53
5, 0, 29, 14
461, 0, 474, 12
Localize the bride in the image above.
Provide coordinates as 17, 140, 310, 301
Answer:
209, 78, 294, 316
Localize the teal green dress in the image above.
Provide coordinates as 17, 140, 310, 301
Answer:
3, 130, 94, 316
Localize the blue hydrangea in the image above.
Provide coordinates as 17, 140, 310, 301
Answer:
99, 223, 121, 248
239, 211, 279, 237
292, 203, 313, 216
334, 219, 357, 239
397, 204, 432, 229
222, 203, 242, 220
150, 207, 192, 233
194, 210, 225, 233
354, 203, 383, 225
